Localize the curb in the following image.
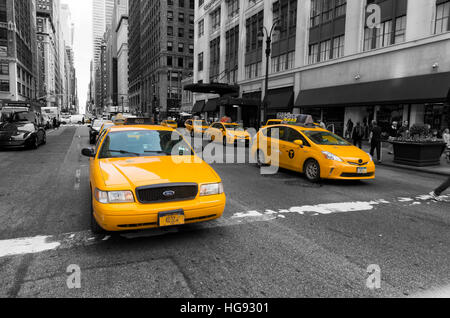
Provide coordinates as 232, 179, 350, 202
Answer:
378, 162, 450, 177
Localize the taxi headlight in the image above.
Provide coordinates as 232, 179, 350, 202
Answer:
95, 189, 135, 204
200, 183, 224, 196
322, 151, 343, 162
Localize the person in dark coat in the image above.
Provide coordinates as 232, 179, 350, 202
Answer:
53, 117, 57, 129
370, 121, 382, 163
352, 122, 364, 149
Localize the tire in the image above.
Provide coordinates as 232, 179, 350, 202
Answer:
90, 192, 106, 235
304, 159, 321, 183
29, 136, 39, 150
41, 133, 47, 145
256, 150, 268, 167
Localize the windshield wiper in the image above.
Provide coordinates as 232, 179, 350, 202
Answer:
109, 149, 141, 157
144, 150, 170, 155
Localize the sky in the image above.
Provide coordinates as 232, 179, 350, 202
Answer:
62, 0, 93, 114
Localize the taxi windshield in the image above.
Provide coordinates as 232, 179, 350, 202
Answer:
303, 131, 351, 146
166, 121, 177, 124
193, 120, 208, 126
224, 123, 244, 131
98, 130, 193, 159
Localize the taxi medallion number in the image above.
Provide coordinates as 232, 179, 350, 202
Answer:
159, 210, 185, 227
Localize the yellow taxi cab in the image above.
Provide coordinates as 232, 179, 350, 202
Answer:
206, 122, 251, 146
161, 120, 178, 129
185, 119, 209, 137
262, 119, 283, 128
81, 118, 226, 234
251, 115, 375, 182
98, 121, 114, 136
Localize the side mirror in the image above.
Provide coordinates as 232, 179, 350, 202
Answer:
294, 140, 304, 147
81, 148, 95, 158
87, 125, 92, 128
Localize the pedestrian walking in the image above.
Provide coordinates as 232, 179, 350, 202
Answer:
443, 128, 450, 163
370, 120, 382, 163
52, 117, 57, 129
429, 177, 450, 201
388, 121, 398, 155
352, 122, 364, 149
346, 119, 354, 139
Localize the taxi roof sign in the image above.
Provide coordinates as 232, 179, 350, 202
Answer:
278, 114, 315, 126
124, 118, 155, 125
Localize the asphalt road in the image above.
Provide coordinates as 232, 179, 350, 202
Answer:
0, 125, 449, 298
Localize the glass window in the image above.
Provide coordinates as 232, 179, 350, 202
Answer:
303, 130, 351, 146
99, 131, 193, 159
435, 1, 450, 34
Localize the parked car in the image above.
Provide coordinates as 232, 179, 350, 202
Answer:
0, 112, 47, 149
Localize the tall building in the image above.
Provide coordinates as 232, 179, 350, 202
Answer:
113, 0, 130, 112
128, 0, 141, 114
0, 0, 39, 107
92, 0, 114, 113
128, 0, 195, 118
194, 0, 450, 134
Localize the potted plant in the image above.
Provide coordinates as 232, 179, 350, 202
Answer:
392, 124, 446, 167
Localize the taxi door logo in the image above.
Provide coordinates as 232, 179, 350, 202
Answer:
289, 150, 295, 160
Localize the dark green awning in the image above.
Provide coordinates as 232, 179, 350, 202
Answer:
204, 99, 219, 112
297, 72, 450, 108
266, 87, 294, 110
191, 101, 205, 114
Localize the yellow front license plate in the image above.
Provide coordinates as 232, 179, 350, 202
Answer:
159, 210, 185, 227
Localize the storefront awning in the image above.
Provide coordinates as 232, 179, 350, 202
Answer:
204, 99, 219, 112
191, 101, 205, 114
297, 72, 450, 108
219, 96, 261, 107
266, 87, 294, 110
184, 83, 239, 97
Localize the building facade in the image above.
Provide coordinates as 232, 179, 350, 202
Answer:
128, 0, 195, 119
194, 0, 450, 135
115, 0, 129, 113
0, 0, 38, 106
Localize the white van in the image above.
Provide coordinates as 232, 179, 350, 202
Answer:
69, 115, 85, 125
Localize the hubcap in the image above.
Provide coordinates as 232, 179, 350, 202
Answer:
307, 162, 318, 179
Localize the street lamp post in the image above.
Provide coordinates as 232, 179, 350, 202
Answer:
257, 20, 280, 130
121, 96, 124, 113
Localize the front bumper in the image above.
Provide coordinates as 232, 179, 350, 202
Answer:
93, 194, 226, 232
321, 161, 376, 180
0, 140, 27, 148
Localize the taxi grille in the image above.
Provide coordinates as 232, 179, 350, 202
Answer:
341, 172, 375, 178
136, 183, 198, 204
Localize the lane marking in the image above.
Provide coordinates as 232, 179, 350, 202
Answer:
74, 169, 81, 190
0, 193, 447, 260
0, 236, 61, 258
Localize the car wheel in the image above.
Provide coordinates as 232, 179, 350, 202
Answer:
256, 150, 268, 167
30, 136, 39, 149
304, 159, 321, 183
91, 192, 106, 235
41, 133, 47, 145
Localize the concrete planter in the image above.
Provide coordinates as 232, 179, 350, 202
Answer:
392, 142, 446, 167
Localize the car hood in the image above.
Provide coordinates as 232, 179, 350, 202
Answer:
319, 145, 372, 162
98, 156, 220, 189
0, 123, 32, 140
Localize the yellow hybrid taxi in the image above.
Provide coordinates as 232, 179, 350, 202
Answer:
252, 115, 376, 182
81, 119, 226, 234
206, 122, 251, 146
185, 119, 209, 137
262, 119, 283, 128
161, 120, 178, 129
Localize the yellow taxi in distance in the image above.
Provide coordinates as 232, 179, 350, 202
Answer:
185, 119, 209, 137
98, 121, 114, 136
262, 119, 283, 128
81, 121, 226, 233
161, 120, 178, 129
252, 115, 375, 182
206, 122, 251, 146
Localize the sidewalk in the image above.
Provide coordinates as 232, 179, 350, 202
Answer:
360, 141, 450, 177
